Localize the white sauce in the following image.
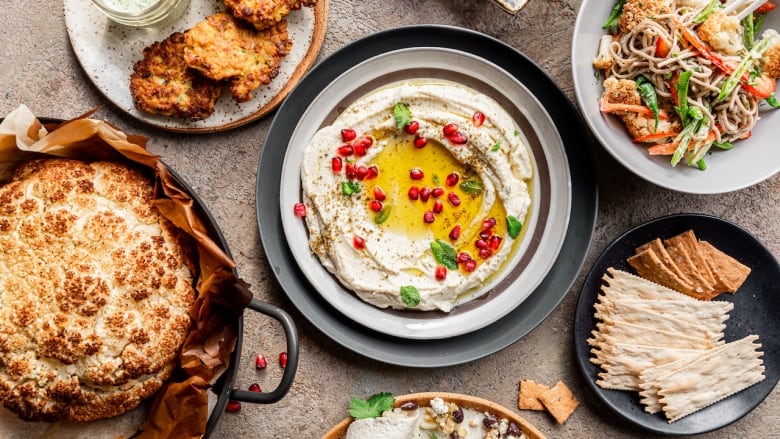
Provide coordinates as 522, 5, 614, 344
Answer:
101, 0, 158, 13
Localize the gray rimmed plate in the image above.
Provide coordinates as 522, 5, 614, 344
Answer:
257, 25, 598, 366
63, 0, 327, 133
278, 48, 571, 340
572, 0, 780, 194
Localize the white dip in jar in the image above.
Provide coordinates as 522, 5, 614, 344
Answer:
91, 0, 189, 26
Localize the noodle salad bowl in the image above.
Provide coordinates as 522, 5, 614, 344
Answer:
572, 0, 780, 194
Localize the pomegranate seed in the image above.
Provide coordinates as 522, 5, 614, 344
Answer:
448, 192, 461, 206
449, 225, 462, 241
353, 143, 367, 157
443, 123, 459, 136
431, 187, 445, 198
365, 165, 379, 180
420, 187, 431, 202
331, 157, 343, 173
475, 239, 488, 249
355, 165, 368, 180
409, 168, 424, 180
489, 235, 502, 250
413, 135, 428, 148
225, 400, 241, 413
408, 186, 420, 200
341, 128, 357, 142
482, 218, 497, 230
337, 144, 353, 156
369, 200, 383, 212
447, 133, 468, 145
353, 135, 373, 149
464, 259, 477, 272
479, 230, 492, 239
279, 352, 288, 368
445, 172, 459, 187
472, 111, 486, 127
457, 252, 472, 263
255, 354, 268, 369
249, 383, 261, 392
435, 265, 447, 280
353, 235, 365, 249
345, 163, 356, 180
423, 211, 435, 223
433, 199, 444, 214
373, 186, 386, 201
478, 248, 492, 259
293, 203, 306, 217
404, 120, 419, 135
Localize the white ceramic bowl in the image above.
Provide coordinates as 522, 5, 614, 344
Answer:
572, 1, 780, 194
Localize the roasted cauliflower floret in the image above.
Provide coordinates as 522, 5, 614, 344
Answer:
762, 41, 780, 78
603, 76, 680, 140
697, 11, 744, 55
619, 0, 672, 33
593, 35, 615, 70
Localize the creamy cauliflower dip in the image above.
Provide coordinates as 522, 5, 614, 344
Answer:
345, 397, 528, 439
299, 79, 533, 312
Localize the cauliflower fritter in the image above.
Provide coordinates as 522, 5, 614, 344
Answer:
619, 0, 672, 33
603, 76, 680, 140
225, 0, 317, 30
762, 42, 780, 78
129, 32, 222, 120
184, 12, 292, 103
696, 11, 744, 56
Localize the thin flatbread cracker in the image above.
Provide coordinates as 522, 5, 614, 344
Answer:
590, 321, 713, 350
603, 268, 699, 302
594, 301, 723, 344
699, 241, 751, 293
638, 357, 698, 414
627, 248, 699, 297
594, 344, 704, 391
657, 335, 764, 422
663, 235, 717, 299
636, 238, 693, 285
538, 381, 579, 424
598, 298, 731, 335
518, 379, 550, 411
665, 230, 717, 286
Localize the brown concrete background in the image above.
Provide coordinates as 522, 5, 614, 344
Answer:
1, 0, 778, 437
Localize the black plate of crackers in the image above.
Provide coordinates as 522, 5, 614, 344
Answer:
574, 213, 780, 435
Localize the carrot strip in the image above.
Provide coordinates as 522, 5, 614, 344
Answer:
600, 98, 670, 120
633, 131, 680, 143
647, 131, 716, 155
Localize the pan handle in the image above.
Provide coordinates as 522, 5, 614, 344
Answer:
229, 299, 299, 404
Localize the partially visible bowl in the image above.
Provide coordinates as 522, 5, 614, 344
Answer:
571, 0, 780, 194
323, 392, 546, 439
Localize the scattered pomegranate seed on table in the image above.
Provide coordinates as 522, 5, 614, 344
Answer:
255, 354, 267, 369
248, 383, 261, 392
225, 400, 241, 413
279, 352, 288, 368
293, 203, 306, 217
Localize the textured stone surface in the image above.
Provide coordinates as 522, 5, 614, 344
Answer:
1, 0, 778, 437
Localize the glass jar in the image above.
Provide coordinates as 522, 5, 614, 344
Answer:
91, 0, 190, 27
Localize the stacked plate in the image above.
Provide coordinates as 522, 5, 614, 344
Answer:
257, 25, 598, 367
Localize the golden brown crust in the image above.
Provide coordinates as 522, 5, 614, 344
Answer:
184, 12, 292, 103
224, 0, 317, 30
130, 32, 222, 120
0, 159, 196, 422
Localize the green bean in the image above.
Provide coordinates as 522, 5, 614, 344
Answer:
602, 0, 626, 31
635, 76, 660, 131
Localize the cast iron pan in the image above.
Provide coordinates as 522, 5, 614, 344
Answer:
4, 117, 298, 436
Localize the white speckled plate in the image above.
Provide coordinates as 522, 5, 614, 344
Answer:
63, 0, 328, 133
277, 46, 572, 340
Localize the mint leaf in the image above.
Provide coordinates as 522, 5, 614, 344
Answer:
349, 392, 395, 420
400, 285, 421, 308
507, 215, 522, 239
491, 140, 501, 152
341, 181, 361, 196
459, 179, 483, 196
374, 206, 392, 224
430, 239, 458, 269
393, 102, 412, 132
